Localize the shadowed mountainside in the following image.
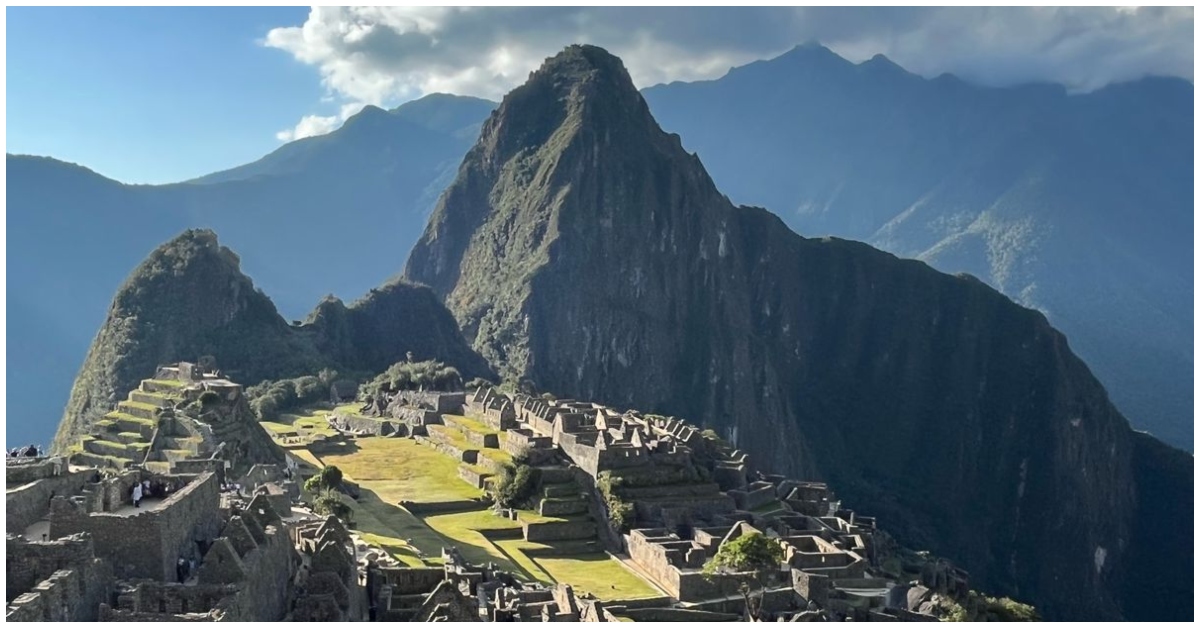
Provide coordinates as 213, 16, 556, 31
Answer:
404, 44, 1193, 621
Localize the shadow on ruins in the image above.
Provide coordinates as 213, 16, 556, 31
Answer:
7, 363, 1026, 622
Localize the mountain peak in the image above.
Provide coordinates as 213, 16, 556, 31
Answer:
779, 41, 848, 65
861, 53, 903, 71
537, 44, 633, 86
464, 43, 658, 174
519, 44, 644, 113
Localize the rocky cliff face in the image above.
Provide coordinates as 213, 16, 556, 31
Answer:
405, 45, 1192, 620
641, 48, 1194, 452
55, 229, 491, 455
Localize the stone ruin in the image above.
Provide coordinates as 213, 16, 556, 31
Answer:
457, 387, 979, 621
321, 388, 469, 438
5, 441, 364, 621
64, 362, 281, 477
11, 372, 995, 623
367, 545, 625, 622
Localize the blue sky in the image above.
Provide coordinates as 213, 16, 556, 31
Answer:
7, 7, 325, 183
6, 7, 1191, 185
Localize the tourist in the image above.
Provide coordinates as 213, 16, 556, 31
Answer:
176, 558, 187, 583
132, 482, 143, 508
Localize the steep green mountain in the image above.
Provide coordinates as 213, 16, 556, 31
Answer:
404, 45, 1192, 621
53, 228, 491, 454
13, 48, 1192, 458
8, 93, 495, 447
640, 44, 1194, 451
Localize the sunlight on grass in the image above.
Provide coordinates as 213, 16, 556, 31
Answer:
318, 437, 483, 504
534, 554, 661, 600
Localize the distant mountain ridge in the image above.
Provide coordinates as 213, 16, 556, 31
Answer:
8, 43, 1192, 456
52, 228, 492, 453
404, 44, 1192, 621
641, 44, 1194, 450
7, 93, 495, 447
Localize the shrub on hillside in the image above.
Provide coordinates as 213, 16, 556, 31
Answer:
363, 359, 462, 397
247, 374, 330, 421
495, 463, 538, 508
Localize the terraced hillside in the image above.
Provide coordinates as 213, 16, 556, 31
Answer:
65, 364, 282, 475
269, 406, 666, 606
65, 378, 184, 470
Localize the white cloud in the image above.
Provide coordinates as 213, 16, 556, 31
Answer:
264, 6, 1193, 141
274, 101, 369, 142
275, 114, 338, 142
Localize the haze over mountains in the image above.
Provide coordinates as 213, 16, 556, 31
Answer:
46, 44, 1191, 621
402, 44, 1190, 621
7, 43, 1192, 457
641, 43, 1195, 451
7, 94, 494, 446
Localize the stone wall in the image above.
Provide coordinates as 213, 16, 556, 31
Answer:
379, 566, 445, 594
116, 582, 237, 618
6, 470, 96, 535
458, 465, 491, 489
5, 458, 62, 485
793, 569, 831, 606
5, 534, 114, 621
49, 472, 222, 581
7, 534, 93, 601
456, 428, 499, 449
503, 430, 555, 465
394, 390, 465, 414
780, 535, 864, 577
335, 414, 401, 437
730, 481, 777, 511
522, 519, 597, 542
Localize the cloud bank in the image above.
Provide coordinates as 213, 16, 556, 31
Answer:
265, 6, 1193, 141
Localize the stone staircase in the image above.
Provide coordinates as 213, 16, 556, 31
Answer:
518, 471, 599, 543
68, 378, 183, 470
537, 480, 590, 517
425, 418, 515, 491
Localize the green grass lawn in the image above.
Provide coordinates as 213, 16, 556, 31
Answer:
533, 554, 662, 601
494, 539, 554, 583
443, 414, 499, 436
105, 411, 155, 426
121, 399, 161, 412
333, 403, 367, 417
516, 510, 588, 525
426, 424, 473, 449
290, 431, 661, 600
281, 410, 338, 436
479, 448, 513, 466
424, 509, 521, 540
317, 437, 483, 504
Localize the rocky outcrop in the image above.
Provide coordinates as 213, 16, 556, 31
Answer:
303, 278, 493, 378
54, 229, 319, 453
55, 229, 491, 457
404, 45, 1192, 620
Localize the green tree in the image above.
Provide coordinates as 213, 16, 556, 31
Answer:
313, 491, 352, 524
596, 471, 634, 531
704, 531, 785, 620
304, 464, 344, 494
494, 463, 538, 508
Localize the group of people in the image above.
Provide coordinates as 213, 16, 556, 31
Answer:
219, 481, 245, 497
7, 444, 42, 458
130, 478, 175, 508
